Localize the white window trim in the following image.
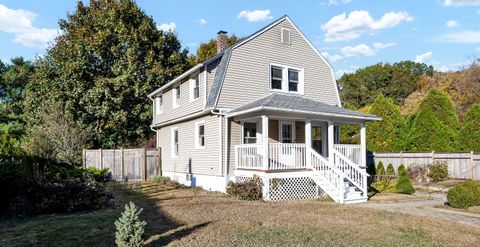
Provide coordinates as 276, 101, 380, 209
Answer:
240, 120, 260, 144
269, 63, 304, 94
194, 121, 206, 149
281, 27, 291, 45
171, 127, 179, 158
173, 85, 181, 108
189, 75, 200, 102
154, 95, 163, 115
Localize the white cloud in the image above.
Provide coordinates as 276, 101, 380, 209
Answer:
0, 4, 59, 48
414, 51, 433, 63
446, 20, 459, 28
237, 9, 273, 22
195, 18, 207, 25
321, 10, 413, 42
439, 30, 480, 43
443, 0, 480, 6
341, 44, 376, 57
157, 22, 176, 32
328, 0, 352, 5
321, 52, 343, 63
373, 42, 396, 49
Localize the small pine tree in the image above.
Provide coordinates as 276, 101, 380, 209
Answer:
386, 163, 395, 176
395, 175, 415, 195
459, 103, 480, 152
398, 164, 407, 176
115, 202, 147, 247
376, 161, 385, 177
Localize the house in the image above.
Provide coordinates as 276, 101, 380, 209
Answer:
147, 15, 380, 204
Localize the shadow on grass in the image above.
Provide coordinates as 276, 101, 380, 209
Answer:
146, 221, 212, 246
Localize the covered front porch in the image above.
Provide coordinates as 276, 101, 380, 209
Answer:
224, 93, 380, 203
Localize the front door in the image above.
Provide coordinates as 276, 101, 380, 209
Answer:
279, 121, 295, 166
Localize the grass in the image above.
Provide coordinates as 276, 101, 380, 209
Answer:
1, 182, 480, 246
368, 192, 430, 202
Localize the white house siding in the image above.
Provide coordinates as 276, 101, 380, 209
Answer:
156, 114, 222, 176
152, 70, 206, 125
227, 120, 241, 173
217, 19, 339, 109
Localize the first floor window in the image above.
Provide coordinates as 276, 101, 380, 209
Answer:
172, 128, 179, 157
195, 122, 205, 148
243, 122, 257, 144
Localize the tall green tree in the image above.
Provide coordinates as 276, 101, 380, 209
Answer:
0, 57, 34, 144
459, 103, 480, 152
367, 94, 405, 152
406, 108, 458, 152
417, 88, 460, 130
25, 0, 189, 148
338, 61, 434, 109
189, 34, 239, 66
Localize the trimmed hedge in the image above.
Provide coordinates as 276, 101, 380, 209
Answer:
397, 164, 407, 176
428, 163, 448, 182
386, 163, 395, 176
447, 181, 480, 208
376, 161, 385, 176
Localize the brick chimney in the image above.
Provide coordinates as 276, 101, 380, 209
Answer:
217, 30, 228, 54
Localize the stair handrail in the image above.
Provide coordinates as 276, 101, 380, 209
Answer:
332, 149, 368, 195
308, 148, 345, 203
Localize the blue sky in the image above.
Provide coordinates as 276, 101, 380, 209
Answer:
1, 0, 479, 77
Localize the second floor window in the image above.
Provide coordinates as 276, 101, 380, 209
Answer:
190, 76, 200, 101
271, 66, 283, 90
155, 95, 162, 115
270, 64, 303, 93
173, 86, 180, 108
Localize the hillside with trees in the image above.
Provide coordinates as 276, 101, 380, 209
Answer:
339, 59, 480, 153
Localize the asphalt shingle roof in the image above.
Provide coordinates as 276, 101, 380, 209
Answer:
227, 93, 380, 120
205, 47, 232, 108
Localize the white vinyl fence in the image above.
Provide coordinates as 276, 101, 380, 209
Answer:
83, 148, 161, 181
373, 151, 480, 180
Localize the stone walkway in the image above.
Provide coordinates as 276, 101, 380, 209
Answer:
359, 193, 480, 227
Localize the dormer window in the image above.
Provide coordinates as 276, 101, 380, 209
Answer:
270, 64, 304, 94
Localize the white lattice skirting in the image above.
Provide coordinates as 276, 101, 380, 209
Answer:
235, 173, 325, 201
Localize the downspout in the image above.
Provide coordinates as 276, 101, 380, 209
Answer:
210, 109, 229, 186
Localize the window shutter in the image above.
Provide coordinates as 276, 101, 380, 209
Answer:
281, 28, 291, 45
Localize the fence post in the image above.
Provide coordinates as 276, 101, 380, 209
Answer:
400, 151, 403, 165
141, 148, 147, 181
82, 149, 86, 168
431, 150, 435, 164
157, 148, 162, 176
99, 148, 103, 169
471, 151, 475, 180
120, 147, 124, 180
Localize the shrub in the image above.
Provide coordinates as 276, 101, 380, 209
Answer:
115, 202, 147, 247
371, 179, 397, 193
447, 181, 480, 208
398, 164, 407, 176
428, 162, 449, 182
386, 163, 396, 176
395, 175, 415, 195
86, 167, 112, 183
408, 164, 430, 183
151, 176, 170, 184
226, 175, 263, 200
376, 161, 385, 177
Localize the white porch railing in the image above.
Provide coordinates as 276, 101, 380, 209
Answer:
269, 143, 307, 170
235, 144, 263, 169
334, 144, 362, 165
332, 149, 368, 195
310, 150, 344, 202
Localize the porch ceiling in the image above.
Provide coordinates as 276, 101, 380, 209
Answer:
226, 93, 381, 122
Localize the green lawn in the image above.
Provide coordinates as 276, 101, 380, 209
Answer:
1, 182, 480, 246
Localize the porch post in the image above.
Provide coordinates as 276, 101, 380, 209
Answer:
305, 119, 312, 167
261, 115, 269, 170
328, 121, 334, 164
360, 122, 366, 167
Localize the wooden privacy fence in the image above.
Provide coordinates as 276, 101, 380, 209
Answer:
373, 151, 480, 180
83, 148, 161, 181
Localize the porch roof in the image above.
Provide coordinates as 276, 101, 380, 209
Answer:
226, 93, 381, 121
